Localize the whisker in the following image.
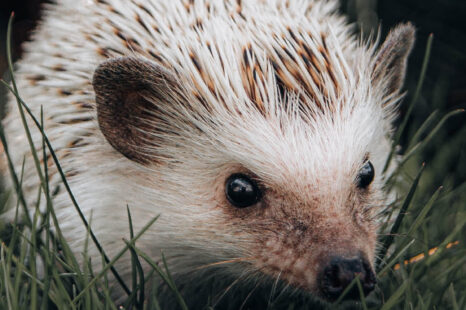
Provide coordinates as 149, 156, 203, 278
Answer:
215, 266, 269, 308
267, 269, 282, 309
192, 256, 255, 271
274, 281, 292, 302
378, 233, 408, 237
212, 269, 252, 307
239, 280, 262, 310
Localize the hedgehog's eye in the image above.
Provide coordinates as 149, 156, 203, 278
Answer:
356, 161, 375, 189
225, 174, 261, 208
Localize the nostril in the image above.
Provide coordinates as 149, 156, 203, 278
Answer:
324, 261, 353, 292
319, 256, 377, 301
323, 263, 343, 294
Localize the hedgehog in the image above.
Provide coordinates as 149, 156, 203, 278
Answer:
1, 0, 415, 306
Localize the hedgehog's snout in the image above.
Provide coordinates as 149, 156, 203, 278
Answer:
318, 255, 376, 301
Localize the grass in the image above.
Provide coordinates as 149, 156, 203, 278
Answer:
0, 14, 465, 310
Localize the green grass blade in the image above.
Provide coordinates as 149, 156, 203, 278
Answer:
30, 196, 41, 310
72, 215, 159, 304
126, 244, 188, 310
162, 252, 188, 310
377, 163, 425, 270
425, 216, 466, 266
6, 158, 26, 270
377, 239, 415, 277
82, 213, 93, 310
392, 109, 465, 176
1, 244, 14, 310
404, 186, 442, 238
335, 277, 358, 304
355, 277, 368, 310
431, 254, 466, 284
0, 128, 31, 227
406, 109, 439, 150
126, 206, 145, 308
380, 280, 409, 310
448, 284, 459, 310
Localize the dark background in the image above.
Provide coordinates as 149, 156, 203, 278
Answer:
0, 0, 44, 73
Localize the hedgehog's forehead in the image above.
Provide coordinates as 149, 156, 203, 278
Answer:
207, 101, 382, 188
174, 30, 385, 187
175, 28, 384, 184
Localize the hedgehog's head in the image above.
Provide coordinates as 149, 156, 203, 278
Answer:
92, 24, 414, 302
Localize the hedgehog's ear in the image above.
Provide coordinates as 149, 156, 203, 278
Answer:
93, 56, 185, 164
373, 23, 415, 95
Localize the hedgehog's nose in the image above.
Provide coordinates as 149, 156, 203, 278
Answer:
319, 256, 376, 301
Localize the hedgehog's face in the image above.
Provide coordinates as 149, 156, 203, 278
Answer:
92, 24, 414, 302
234, 167, 377, 292
205, 112, 383, 301
215, 156, 379, 300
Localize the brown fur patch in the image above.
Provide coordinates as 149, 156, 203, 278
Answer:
135, 13, 151, 34
240, 44, 266, 114
57, 89, 72, 96
52, 64, 66, 72
57, 116, 93, 125
27, 74, 46, 86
